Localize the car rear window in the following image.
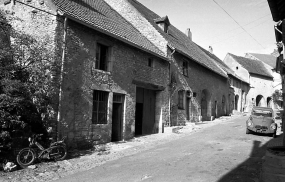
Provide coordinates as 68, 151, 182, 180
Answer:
252, 110, 272, 117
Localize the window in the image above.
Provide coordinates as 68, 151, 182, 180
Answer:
183, 61, 188, 76
92, 90, 108, 124
178, 90, 185, 109
95, 43, 109, 71
148, 58, 154, 67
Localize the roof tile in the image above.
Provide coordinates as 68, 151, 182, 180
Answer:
127, 0, 228, 78
52, 0, 165, 58
229, 53, 273, 78
198, 46, 249, 84
247, 53, 276, 69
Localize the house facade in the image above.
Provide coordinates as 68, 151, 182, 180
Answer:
199, 47, 250, 114
106, 0, 231, 124
245, 53, 282, 109
0, 0, 170, 148
224, 53, 274, 112
1, 0, 255, 148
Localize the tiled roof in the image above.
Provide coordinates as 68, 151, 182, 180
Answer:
127, 0, 228, 78
51, 0, 166, 59
198, 46, 249, 84
247, 53, 276, 69
229, 53, 273, 78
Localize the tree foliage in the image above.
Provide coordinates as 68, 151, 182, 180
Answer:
272, 89, 283, 109
0, 10, 54, 147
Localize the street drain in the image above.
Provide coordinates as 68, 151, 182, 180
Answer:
218, 149, 223, 151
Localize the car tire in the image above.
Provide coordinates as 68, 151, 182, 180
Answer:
246, 128, 251, 134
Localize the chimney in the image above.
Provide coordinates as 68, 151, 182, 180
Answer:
185, 28, 192, 41
208, 46, 213, 54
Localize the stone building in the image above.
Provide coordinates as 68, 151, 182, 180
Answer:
245, 53, 282, 109
105, 0, 231, 124
0, 0, 170, 148
224, 53, 274, 112
199, 47, 250, 114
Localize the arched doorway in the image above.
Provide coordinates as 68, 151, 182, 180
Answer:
235, 95, 239, 110
201, 89, 210, 121
256, 95, 265, 107
267, 97, 273, 108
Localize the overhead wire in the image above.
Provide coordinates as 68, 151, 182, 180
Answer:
205, 13, 270, 43
212, 0, 266, 49
211, 18, 271, 45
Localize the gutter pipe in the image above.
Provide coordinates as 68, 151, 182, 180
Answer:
57, 16, 68, 140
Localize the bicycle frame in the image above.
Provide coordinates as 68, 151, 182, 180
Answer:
29, 135, 66, 160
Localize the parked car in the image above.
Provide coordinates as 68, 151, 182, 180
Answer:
246, 107, 277, 138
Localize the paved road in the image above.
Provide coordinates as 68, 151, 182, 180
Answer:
56, 115, 275, 182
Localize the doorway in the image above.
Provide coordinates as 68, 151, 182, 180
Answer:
111, 94, 124, 142
135, 87, 156, 136
235, 95, 239, 110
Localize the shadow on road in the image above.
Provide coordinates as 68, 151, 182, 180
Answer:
218, 134, 274, 182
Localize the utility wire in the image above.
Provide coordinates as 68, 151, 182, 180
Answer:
206, 13, 270, 43
212, 0, 266, 49
211, 18, 271, 45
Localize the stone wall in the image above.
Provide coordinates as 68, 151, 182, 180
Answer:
105, 0, 168, 56
0, 0, 63, 137
172, 53, 229, 123
59, 20, 169, 148
247, 75, 274, 108
0, 1, 170, 148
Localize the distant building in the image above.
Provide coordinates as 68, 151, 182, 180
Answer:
199, 47, 250, 114
245, 53, 282, 91
224, 53, 275, 111
245, 53, 282, 109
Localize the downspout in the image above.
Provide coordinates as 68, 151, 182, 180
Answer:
57, 17, 68, 140
168, 47, 176, 127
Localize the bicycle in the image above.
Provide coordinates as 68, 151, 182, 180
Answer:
16, 133, 67, 168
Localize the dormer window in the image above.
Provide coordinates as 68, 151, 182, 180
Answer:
154, 16, 170, 33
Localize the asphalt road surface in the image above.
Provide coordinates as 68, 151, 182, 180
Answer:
55, 115, 274, 182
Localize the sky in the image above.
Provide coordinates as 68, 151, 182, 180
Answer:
136, 0, 276, 60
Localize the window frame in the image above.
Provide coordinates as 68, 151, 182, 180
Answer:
182, 60, 188, 77
95, 42, 109, 71
94, 38, 114, 73
92, 90, 109, 125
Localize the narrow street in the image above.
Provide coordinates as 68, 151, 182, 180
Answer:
55, 115, 274, 182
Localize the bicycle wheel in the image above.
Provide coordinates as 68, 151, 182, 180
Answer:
49, 146, 67, 161
16, 148, 36, 168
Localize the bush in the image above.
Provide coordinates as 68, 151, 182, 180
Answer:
0, 10, 53, 148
